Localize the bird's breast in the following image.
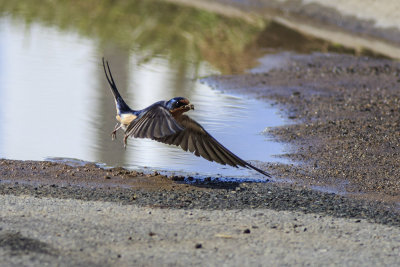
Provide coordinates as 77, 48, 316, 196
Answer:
117, 113, 137, 126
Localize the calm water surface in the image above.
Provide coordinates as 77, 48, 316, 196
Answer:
0, 17, 287, 178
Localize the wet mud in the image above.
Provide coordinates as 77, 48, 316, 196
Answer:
0, 155, 399, 227
206, 53, 400, 204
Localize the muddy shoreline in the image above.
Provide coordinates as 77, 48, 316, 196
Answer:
2, 52, 400, 225
206, 53, 400, 203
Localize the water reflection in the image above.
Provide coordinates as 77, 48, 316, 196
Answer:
3, 0, 365, 178
0, 19, 96, 161
0, 0, 264, 74
0, 17, 286, 178
0, 0, 371, 76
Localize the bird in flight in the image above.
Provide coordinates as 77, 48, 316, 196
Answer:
102, 58, 270, 178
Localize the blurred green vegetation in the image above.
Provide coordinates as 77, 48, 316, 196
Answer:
0, 0, 265, 74
0, 0, 379, 74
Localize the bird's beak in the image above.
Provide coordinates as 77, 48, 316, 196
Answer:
189, 104, 194, 110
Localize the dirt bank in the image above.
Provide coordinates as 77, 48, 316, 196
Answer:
1, 155, 399, 227
205, 52, 400, 204
167, 0, 400, 59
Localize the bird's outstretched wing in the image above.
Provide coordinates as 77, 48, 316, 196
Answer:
154, 115, 271, 177
125, 104, 184, 139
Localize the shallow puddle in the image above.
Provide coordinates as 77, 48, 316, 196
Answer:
0, 0, 379, 181
0, 16, 287, 179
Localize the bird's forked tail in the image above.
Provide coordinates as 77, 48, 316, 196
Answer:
102, 58, 131, 113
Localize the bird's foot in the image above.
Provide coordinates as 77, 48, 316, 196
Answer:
123, 135, 128, 149
111, 131, 117, 140
111, 123, 121, 140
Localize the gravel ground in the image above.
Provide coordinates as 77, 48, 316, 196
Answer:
1, 159, 399, 227
1, 194, 400, 266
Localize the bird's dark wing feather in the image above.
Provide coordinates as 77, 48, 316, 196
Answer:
125, 104, 184, 139
154, 115, 271, 177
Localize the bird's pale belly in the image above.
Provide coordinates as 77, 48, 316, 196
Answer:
116, 113, 137, 126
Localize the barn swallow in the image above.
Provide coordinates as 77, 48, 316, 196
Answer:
102, 58, 270, 178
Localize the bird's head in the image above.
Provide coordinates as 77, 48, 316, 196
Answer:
166, 97, 194, 116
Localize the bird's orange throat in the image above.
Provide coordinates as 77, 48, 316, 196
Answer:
170, 104, 194, 117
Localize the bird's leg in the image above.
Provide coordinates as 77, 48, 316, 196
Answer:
123, 135, 129, 149
111, 123, 121, 140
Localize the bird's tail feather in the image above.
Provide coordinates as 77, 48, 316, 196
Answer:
102, 58, 131, 113
247, 163, 271, 178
